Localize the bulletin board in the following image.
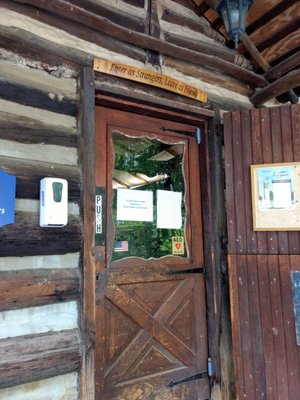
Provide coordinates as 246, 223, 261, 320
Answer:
251, 162, 300, 231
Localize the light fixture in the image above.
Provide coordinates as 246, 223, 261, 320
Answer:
215, 0, 254, 48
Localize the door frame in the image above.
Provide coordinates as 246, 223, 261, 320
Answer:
79, 67, 232, 399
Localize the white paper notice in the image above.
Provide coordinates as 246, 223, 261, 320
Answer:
117, 189, 153, 222
157, 190, 182, 229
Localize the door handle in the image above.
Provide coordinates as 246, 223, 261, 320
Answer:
166, 267, 206, 275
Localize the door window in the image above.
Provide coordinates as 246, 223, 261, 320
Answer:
111, 131, 187, 261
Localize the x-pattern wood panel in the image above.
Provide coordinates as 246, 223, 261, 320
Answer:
104, 278, 197, 385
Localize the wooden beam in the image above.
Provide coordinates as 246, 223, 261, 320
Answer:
0, 329, 81, 389
264, 51, 300, 80
0, 212, 82, 256
3, 0, 147, 64
0, 79, 78, 116
79, 67, 96, 400
250, 69, 300, 106
67, 0, 145, 33
163, 32, 247, 65
241, 34, 299, 104
161, 7, 224, 44
246, 0, 299, 36
1, 156, 80, 201
260, 28, 300, 64
11, 0, 267, 87
0, 112, 78, 148
0, 269, 80, 311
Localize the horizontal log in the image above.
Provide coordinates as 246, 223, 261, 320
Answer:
0, 156, 80, 201
0, 111, 78, 147
264, 50, 300, 80
2, 1, 147, 64
0, 268, 80, 311
68, 0, 145, 32
95, 74, 215, 117
250, 69, 300, 106
0, 79, 78, 116
0, 212, 82, 257
0, 26, 92, 69
161, 7, 224, 44
0, 329, 81, 388
163, 31, 249, 66
11, 0, 267, 87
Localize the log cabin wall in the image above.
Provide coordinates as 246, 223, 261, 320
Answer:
224, 104, 300, 400
0, 0, 270, 399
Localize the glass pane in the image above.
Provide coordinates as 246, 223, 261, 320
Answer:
111, 131, 188, 261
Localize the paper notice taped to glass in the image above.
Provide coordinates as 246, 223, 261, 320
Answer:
117, 188, 153, 222
157, 190, 182, 229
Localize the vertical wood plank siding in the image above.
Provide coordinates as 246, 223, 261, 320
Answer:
225, 104, 300, 255
225, 104, 300, 400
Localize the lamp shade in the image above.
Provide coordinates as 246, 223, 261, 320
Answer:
216, 0, 254, 48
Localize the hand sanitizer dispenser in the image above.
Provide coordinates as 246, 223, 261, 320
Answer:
39, 178, 68, 227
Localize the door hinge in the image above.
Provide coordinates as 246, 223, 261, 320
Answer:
160, 127, 201, 144
167, 267, 206, 275
167, 371, 208, 387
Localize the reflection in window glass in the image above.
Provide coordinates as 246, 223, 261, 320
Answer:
111, 131, 187, 261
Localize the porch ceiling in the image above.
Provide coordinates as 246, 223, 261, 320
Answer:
192, 0, 300, 105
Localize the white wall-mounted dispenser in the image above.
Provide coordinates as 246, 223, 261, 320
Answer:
39, 177, 68, 227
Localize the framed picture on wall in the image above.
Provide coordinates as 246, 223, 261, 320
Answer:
251, 162, 300, 231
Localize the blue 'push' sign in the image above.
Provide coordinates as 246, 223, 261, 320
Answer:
0, 169, 16, 228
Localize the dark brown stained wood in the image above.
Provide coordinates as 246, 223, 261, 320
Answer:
0, 212, 82, 256
257, 255, 278, 400
229, 255, 300, 400
246, 255, 266, 398
0, 329, 81, 389
237, 255, 256, 399
1, 156, 80, 201
268, 255, 289, 399
246, 0, 299, 36
271, 107, 289, 254
0, 112, 78, 147
251, 69, 300, 106
0, 268, 79, 311
241, 110, 257, 254
94, 108, 209, 400
223, 112, 237, 254
241, 33, 270, 72
228, 255, 243, 399
232, 112, 247, 254
68, 0, 145, 32
224, 105, 300, 256
3, 0, 147, 64
95, 74, 214, 117
250, 108, 267, 254
161, 7, 224, 44
78, 68, 96, 400
0, 79, 78, 116
11, 0, 268, 87
264, 51, 300, 80
260, 108, 278, 254
279, 256, 300, 399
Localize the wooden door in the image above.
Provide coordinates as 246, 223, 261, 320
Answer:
95, 107, 209, 400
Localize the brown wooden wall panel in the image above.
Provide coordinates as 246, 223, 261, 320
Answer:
224, 104, 300, 255
229, 255, 300, 400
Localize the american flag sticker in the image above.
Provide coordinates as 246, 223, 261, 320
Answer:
114, 241, 129, 252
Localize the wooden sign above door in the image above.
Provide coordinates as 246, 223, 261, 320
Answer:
93, 58, 207, 103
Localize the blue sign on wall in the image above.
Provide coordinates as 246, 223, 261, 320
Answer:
0, 169, 16, 228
